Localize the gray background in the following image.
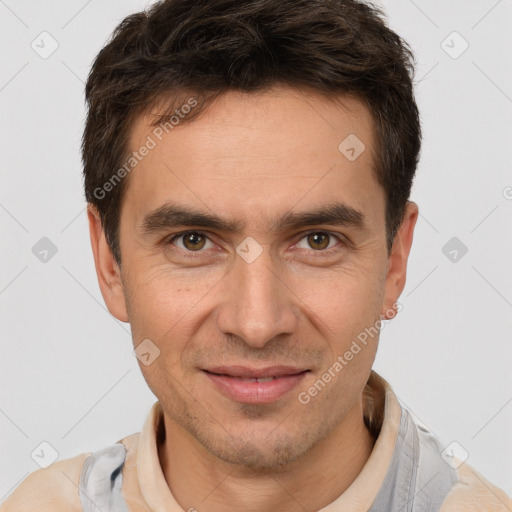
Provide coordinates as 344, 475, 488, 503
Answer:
1, 0, 511, 502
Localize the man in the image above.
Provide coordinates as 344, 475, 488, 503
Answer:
2, 0, 510, 510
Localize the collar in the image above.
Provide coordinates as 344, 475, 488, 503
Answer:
136, 371, 401, 511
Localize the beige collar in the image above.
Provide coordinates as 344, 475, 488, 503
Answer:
136, 372, 401, 511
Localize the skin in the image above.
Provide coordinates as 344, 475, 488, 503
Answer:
88, 85, 418, 512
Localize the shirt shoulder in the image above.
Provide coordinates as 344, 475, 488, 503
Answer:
0, 433, 141, 512
440, 461, 512, 511
0, 451, 90, 511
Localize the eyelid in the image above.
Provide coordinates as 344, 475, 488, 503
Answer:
167, 229, 346, 254
291, 230, 345, 252
167, 230, 215, 252
168, 229, 209, 240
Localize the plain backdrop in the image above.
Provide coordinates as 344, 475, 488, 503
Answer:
1, 0, 511, 501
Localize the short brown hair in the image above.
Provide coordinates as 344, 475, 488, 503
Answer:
82, 0, 421, 264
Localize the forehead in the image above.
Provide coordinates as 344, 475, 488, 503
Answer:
123, 86, 384, 232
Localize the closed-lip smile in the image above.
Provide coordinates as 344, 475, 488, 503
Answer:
203, 365, 310, 404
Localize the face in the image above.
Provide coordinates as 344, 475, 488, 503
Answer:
89, 85, 417, 469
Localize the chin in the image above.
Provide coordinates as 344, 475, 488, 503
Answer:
212, 438, 306, 470
192, 421, 320, 471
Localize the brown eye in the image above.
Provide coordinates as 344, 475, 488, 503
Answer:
307, 232, 330, 250
178, 231, 207, 251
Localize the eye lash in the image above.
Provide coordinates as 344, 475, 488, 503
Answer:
164, 230, 214, 259
163, 229, 347, 258
166, 230, 209, 244
292, 230, 346, 254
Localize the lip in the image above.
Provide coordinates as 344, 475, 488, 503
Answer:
205, 365, 307, 379
203, 366, 309, 404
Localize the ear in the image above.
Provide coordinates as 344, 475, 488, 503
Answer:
381, 201, 418, 319
87, 204, 129, 323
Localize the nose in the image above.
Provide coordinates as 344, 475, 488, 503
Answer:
216, 247, 299, 349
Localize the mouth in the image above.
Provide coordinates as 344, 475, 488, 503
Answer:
202, 366, 310, 404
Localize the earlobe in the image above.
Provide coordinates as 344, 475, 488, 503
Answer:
87, 204, 129, 323
380, 301, 399, 321
381, 201, 419, 319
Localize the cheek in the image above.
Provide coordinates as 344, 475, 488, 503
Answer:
124, 269, 216, 400
289, 261, 385, 331
291, 268, 385, 381
305, 283, 381, 403
124, 265, 222, 351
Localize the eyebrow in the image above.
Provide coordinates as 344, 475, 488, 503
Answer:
140, 201, 367, 235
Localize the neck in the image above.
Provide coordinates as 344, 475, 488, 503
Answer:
158, 400, 375, 512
